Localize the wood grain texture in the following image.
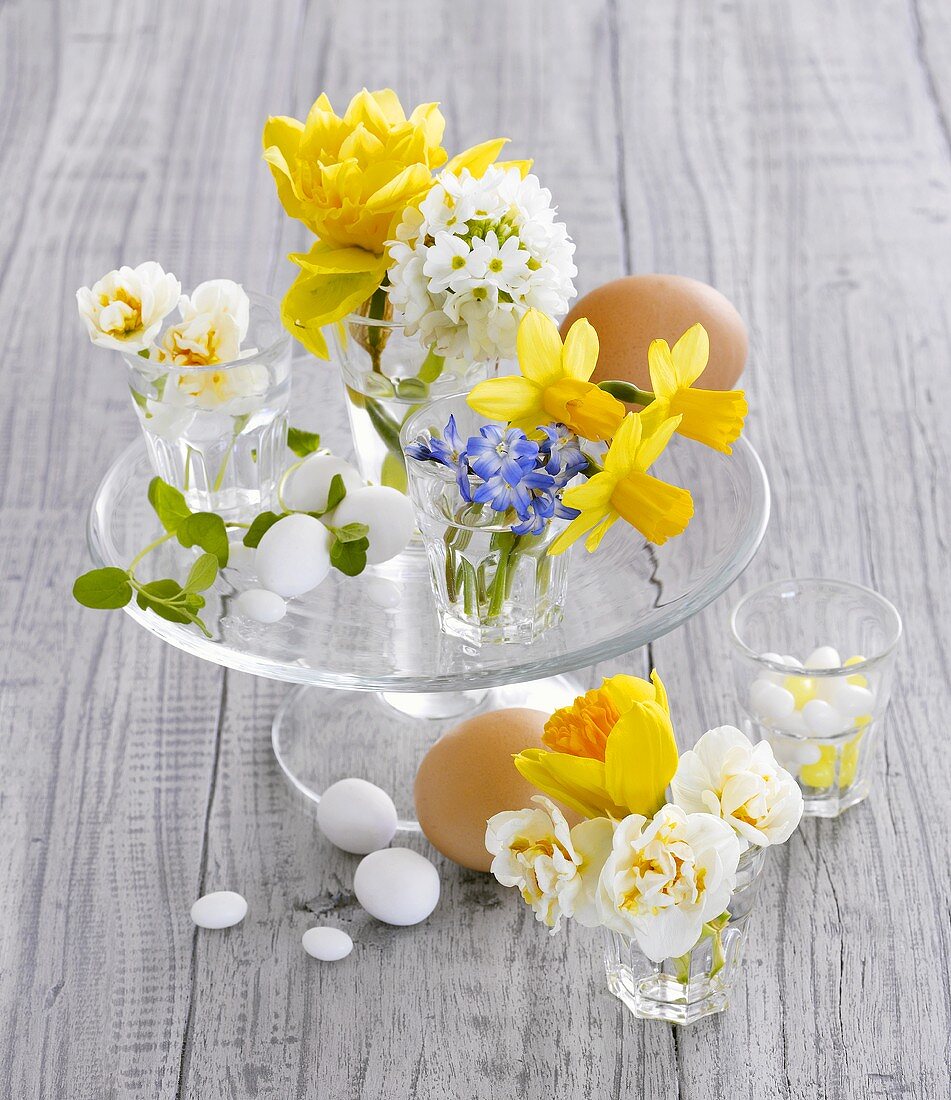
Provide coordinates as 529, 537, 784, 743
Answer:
1, 0, 948, 1097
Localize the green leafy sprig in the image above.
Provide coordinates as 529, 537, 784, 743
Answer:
73, 427, 369, 634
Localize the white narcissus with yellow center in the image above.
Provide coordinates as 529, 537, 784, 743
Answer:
76, 262, 181, 352
486, 796, 614, 933
670, 725, 803, 852
597, 805, 741, 963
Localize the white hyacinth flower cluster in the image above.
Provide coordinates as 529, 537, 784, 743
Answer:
387, 166, 577, 362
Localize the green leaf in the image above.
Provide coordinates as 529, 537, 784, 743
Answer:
135, 579, 192, 624
287, 427, 322, 457
177, 512, 229, 567
325, 473, 347, 512
243, 511, 284, 549
73, 568, 133, 609
418, 346, 446, 384
184, 553, 218, 594
330, 535, 369, 577
330, 522, 369, 544
148, 478, 191, 533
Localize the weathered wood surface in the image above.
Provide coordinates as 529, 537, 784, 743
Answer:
1, 0, 949, 1096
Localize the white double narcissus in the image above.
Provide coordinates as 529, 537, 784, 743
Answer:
597, 805, 741, 963
670, 726, 803, 851
76, 262, 181, 353
486, 796, 614, 933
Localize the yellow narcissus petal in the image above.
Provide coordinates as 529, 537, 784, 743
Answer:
561, 317, 600, 381
603, 413, 642, 475
649, 669, 669, 715
407, 102, 446, 156
635, 413, 682, 471
601, 673, 661, 714
371, 88, 408, 126
647, 338, 679, 398
604, 700, 679, 816
262, 117, 308, 223
444, 137, 510, 177
467, 376, 543, 424
671, 323, 710, 386
338, 123, 386, 164
494, 158, 534, 177
289, 242, 389, 275
583, 513, 618, 552
542, 378, 624, 441
610, 471, 694, 545
666, 388, 748, 454
512, 749, 627, 820
364, 163, 434, 213
281, 264, 385, 360
516, 308, 566, 388
547, 507, 611, 556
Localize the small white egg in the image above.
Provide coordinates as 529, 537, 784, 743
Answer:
365, 577, 402, 609
282, 454, 363, 513
758, 652, 788, 685
805, 646, 842, 670
353, 848, 440, 926
772, 735, 821, 767
227, 540, 257, 573
255, 514, 332, 597
797, 741, 823, 765
780, 654, 803, 668
233, 588, 287, 624
773, 710, 809, 736
317, 778, 398, 855
326, 485, 415, 565
750, 678, 795, 721
190, 890, 248, 929
802, 699, 848, 737
302, 926, 353, 962
827, 681, 876, 719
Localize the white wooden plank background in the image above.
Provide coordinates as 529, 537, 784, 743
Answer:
1, 0, 949, 1096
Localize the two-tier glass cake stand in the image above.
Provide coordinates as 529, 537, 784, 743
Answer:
86, 359, 770, 831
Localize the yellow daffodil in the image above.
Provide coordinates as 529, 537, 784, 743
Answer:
263, 88, 524, 358
513, 671, 678, 820
548, 409, 693, 554
647, 324, 747, 454
467, 310, 626, 441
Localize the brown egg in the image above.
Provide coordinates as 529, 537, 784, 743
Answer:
414, 707, 573, 873
561, 274, 748, 394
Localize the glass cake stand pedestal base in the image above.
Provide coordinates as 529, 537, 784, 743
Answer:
272, 675, 585, 831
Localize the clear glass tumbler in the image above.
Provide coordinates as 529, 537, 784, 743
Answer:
124, 292, 291, 516
604, 846, 767, 1025
333, 306, 497, 493
402, 395, 571, 646
729, 578, 902, 818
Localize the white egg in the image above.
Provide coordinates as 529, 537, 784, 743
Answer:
749, 678, 795, 721
805, 645, 842, 670
302, 926, 353, 962
226, 540, 257, 573
758, 652, 788, 685
780, 654, 803, 668
233, 588, 287, 624
772, 734, 821, 767
190, 890, 248, 929
255, 514, 332, 597
317, 778, 398, 855
802, 699, 848, 737
773, 710, 809, 736
326, 485, 415, 565
826, 681, 876, 719
353, 848, 440, 926
282, 454, 363, 513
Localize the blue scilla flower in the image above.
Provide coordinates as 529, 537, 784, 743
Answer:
467, 425, 539, 487
406, 415, 473, 501
511, 484, 581, 536
472, 466, 555, 517
538, 423, 587, 479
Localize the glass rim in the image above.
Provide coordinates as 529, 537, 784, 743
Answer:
728, 576, 902, 675
125, 290, 289, 374
399, 390, 497, 450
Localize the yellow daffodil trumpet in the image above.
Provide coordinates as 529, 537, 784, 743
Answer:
467, 310, 626, 441
513, 671, 678, 820
263, 87, 520, 357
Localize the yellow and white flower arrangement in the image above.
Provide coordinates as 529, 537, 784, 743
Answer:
262, 87, 528, 359
486, 669, 803, 964
76, 262, 181, 353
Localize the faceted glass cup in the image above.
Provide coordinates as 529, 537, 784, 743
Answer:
729, 578, 902, 817
333, 309, 498, 492
124, 292, 291, 517
401, 394, 571, 646
605, 847, 767, 1025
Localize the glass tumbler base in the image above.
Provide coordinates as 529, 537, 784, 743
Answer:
606, 967, 730, 1025
801, 778, 870, 818
271, 674, 584, 832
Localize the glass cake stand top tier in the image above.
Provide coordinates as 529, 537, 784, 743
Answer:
87, 432, 769, 692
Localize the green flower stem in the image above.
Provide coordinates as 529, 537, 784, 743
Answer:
128, 530, 178, 572
598, 380, 656, 406
487, 534, 518, 620
366, 284, 389, 373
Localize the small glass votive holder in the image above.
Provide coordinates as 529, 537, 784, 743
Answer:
729, 578, 902, 818
605, 846, 767, 1025
124, 292, 291, 517
401, 394, 571, 646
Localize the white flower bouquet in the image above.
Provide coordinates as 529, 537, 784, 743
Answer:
486, 669, 803, 1025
